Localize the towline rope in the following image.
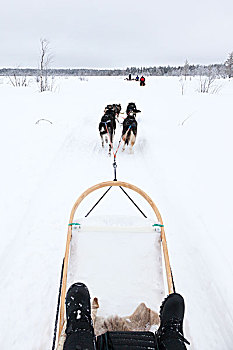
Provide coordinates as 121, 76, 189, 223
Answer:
105, 123, 123, 159
105, 122, 132, 160
104, 122, 133, 182
104, 122, 125, 181
83, 122, 147, 218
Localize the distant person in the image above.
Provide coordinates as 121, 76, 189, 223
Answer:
135, 75, 139, 81
140, 75, 145, 86
129, 73, 132, 80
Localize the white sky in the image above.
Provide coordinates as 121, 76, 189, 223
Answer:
1, 0, 233, 68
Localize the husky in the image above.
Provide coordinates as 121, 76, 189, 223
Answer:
122, 112, 137, 153
99, 108, 116, 155
126, 102, 141, 115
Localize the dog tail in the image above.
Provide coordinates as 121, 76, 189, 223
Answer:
99, 123, 106, 135
125, 129, 131, 145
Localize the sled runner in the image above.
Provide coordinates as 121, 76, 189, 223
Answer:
54, 181, 175, 349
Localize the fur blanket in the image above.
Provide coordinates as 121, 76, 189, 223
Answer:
56, 300, 159, 349
93, 300, 159, 336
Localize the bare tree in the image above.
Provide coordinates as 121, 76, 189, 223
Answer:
179, 60, 189, 95
7, 66, 29, 87
39, 38, 54, 92
183, 59, 189, 80
179, 75, 186, 95
196, 66, 221, 93
225, 52, 233, 78
8, 73, 29, 87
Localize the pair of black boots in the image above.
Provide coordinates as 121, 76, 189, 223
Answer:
63, 282, 190, 350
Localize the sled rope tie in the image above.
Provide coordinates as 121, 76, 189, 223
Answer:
152, 223, 164, 228
85, 186, 112, 217
51, 258, 64, 350
85, 184, 148, 219
119, 186, 147, 218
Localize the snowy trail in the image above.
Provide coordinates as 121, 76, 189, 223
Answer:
0, 77, 233, 349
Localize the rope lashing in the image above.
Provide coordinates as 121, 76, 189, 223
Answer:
152, 223, 164, 228
68, 223, 81, 226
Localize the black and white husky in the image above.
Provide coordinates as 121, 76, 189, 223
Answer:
122, 112, 137, 153
99, 109, 116, 155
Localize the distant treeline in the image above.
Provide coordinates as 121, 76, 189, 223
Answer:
0, 63, 229, 78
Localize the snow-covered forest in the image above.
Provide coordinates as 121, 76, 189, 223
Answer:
0, 60, 232, 78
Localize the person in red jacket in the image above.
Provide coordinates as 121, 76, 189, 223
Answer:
140, 75, 146, 86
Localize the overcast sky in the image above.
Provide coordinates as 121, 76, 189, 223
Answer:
1, 0, 233, 68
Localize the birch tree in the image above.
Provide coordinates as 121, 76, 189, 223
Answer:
183, 59, 189, 80
225, 52, 233, 78
39, 38, 54, 92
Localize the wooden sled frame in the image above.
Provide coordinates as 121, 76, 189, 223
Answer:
58, 180, 174, 337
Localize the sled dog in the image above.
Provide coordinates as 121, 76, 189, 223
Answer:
122, 112, 137, 153
99, 108, 116, 155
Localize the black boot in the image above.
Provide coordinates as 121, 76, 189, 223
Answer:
156, 293, 190, 350
63, 282, 96, 350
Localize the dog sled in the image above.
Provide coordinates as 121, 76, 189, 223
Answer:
53, 180, 175, 350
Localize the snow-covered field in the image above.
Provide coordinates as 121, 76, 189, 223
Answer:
0, 75, 233, 349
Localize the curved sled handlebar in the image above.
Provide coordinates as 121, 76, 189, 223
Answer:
58, 181, 174, 337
